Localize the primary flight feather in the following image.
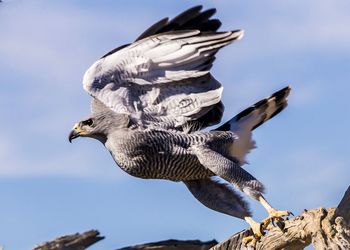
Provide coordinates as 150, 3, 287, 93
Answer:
69, 6, 292, 243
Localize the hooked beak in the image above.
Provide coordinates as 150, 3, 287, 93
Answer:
68, 123, 84, 143
68, 129, 80, 143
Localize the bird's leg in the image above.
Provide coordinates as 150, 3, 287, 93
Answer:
259, 195, 293, 231
242, 196, 293, 245
242, 216, 264, 246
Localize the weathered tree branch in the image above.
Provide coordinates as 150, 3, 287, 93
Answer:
116, 239, 218, 250
334, 186, 350, 225
32, 232, 216, 250
33, 186, 350, 250
33, 230, 104, 250
211, 186, 350, 250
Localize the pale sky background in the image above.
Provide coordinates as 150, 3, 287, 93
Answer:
0, 0, 349, 249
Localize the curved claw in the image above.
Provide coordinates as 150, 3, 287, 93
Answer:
271, 218, 275, 227
276, 220, 285, 231
261, 210, 293, 232
260, 225, 266, 236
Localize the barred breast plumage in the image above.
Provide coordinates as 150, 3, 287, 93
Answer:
105, 129, 236, 181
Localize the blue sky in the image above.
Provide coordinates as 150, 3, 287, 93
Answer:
0, 0, 349, 249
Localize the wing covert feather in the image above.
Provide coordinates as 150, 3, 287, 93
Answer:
83, 7, 243, 130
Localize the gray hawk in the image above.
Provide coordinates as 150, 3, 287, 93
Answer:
69, 6, 292, 244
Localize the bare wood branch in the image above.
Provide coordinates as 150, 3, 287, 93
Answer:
33, 230, 104, 250
211, 185, 350, 250
334, 186, 350, 224
116, 239, 218, 250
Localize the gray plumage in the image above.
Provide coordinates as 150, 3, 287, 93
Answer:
70, 6, 291, 220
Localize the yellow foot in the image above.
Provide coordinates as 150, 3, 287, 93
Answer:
262, 209, 293, 231
243, 217, 265, 246
242, 235, 257, 247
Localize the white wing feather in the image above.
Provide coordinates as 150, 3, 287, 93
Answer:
83, 30, 244, 128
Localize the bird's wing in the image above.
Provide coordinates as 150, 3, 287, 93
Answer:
83, 7, 243, 129
83, 30, 243, 128
99, 5, 221, 59
134, 5, 221, 41
90, 98, 111, 114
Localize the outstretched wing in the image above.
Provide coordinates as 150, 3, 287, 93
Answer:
83, 6, 243, 129
101, 5, 221, 59
134, 5, 222, 41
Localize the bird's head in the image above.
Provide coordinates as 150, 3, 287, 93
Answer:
68, 112, 130, 143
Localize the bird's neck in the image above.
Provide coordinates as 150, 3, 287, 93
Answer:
90, 133, 108, 144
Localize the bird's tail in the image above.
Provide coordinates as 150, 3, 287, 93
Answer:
214, 86, 291, 164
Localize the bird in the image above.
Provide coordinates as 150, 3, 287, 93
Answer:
69, 6, 291, 244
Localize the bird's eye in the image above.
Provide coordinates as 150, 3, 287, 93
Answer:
82, 119, 93, 126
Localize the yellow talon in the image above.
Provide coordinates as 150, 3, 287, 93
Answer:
258, 196, 293, 231
243, 196, 294, 246
242, 235, 257, 246
243, 216, 264, 246
262, 209, 292, 231
269, 209, 291, 218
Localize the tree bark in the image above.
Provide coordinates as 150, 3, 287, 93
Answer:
33, 230, 104, 250
33, 186, 350, 250
116, 239, 218, 250
211, 186, 350, 250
